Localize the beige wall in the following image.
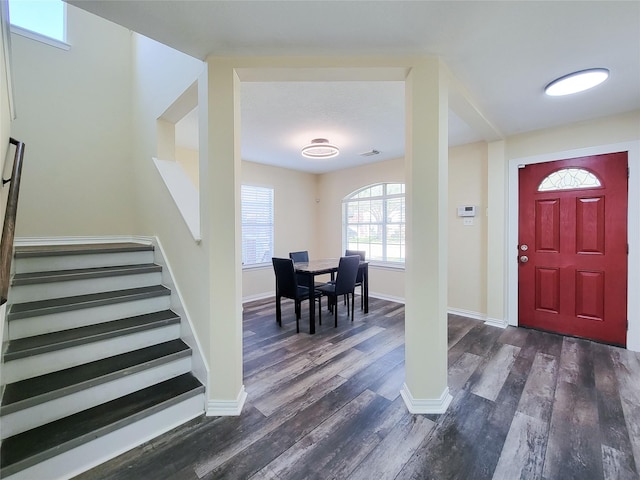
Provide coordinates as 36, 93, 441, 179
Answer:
506, 110, 640, 160
244, 149, 491, 312
448, 142, 488, 316
176, 146, 199, 188
10, 5, 135, 236
130, 34, 208, 354
241, 160, 318, 300
317, 157, 406, 301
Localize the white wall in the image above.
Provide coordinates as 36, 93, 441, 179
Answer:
130, 34, 208, 353
175, 146, 199, 188
10, 5, 135, 236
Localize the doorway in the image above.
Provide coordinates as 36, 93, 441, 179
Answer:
517, 152, 628, 345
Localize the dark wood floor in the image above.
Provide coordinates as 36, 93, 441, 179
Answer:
76, 297, 640, 480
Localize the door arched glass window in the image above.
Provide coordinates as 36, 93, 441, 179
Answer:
538, 168, 602, 192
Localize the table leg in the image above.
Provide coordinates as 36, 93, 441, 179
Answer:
276, 293, 282, 326
363, 264, 369, 314
308, 273, 316, 334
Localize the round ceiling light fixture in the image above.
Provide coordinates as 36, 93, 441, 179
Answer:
301, 138, 340, 159
544, 68, 609, 96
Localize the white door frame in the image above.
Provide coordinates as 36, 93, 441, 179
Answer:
507, 141, 640, 351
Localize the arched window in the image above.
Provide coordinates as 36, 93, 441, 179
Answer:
538, 168, 602, 192
343, 183, 405, 264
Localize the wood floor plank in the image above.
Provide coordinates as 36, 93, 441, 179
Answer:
542, 380, 604, 480
516, 352, 559, 422
347, 399, 435, 480
492, 411, 548, 480
447, 351, 483, 393
73, 298, 640, 480
470, 343, 520, 401
611, 349, 640, 474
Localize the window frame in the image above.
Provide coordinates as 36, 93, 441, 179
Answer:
342, 182, 405, 267
241, 184, 274, 268
9, 0, 69, 50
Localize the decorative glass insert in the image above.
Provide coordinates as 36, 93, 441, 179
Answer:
538, 168, 602, 192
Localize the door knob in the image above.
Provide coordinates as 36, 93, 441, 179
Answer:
520, 255, 529, 263
520, 244, 529, 251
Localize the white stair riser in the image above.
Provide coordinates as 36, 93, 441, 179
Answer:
9, 272, 163, 303
14, 251, 155, 274
8, 296, 172, 340
1, 356, 192, 439
2, 393, 204, 480
2, 324, 180, 384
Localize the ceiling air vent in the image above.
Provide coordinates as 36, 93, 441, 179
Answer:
359, 150, 380, 157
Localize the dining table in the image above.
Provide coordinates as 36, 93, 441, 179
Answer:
293, 258, 369, 334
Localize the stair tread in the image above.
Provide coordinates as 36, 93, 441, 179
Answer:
1, 339, 191, 414
12, 263, 162, 286
0, 374, 204, 472
8, 285, 170, 320
4, 310, 181, 361
14, 242, 154, 258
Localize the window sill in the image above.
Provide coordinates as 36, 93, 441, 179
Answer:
11, 25, 70, 50
242, 262, 271, 271
369, 262, 405, 271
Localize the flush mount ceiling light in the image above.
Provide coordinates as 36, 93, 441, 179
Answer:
301, 138, 340, 159
544, 68, 609, 96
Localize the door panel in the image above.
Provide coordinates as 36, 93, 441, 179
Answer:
518, 152, 628, 346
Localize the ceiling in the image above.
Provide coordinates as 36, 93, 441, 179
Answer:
69, 1, 640, 174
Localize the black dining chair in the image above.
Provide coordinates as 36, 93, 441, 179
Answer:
345, 249, 366, 310
317, 255, 361, 327
272, 257, 322, 333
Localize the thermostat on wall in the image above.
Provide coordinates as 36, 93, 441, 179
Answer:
457, 205, 476, 217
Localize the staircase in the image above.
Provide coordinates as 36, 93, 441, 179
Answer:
0, 242, 205, 479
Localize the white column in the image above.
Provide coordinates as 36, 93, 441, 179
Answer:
401, 57, 452, 414
485, 140, 508, 328
204, 57, 246, 415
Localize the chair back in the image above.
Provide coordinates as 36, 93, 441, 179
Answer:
345, 249, 365, 283
333, 255, 361, 296
289, 251, 309, 263
272, 257, 298, 299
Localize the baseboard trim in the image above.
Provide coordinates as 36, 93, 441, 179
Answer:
206, 385, 247, 416
242, 292, 274, 304
447, 307, 485, 322
484, 316, 509, 329
400, 382, 453, 415
368, 292, 405, 304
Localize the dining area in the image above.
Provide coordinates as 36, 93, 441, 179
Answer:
271, 250, 369, 334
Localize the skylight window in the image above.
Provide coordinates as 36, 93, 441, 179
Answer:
9, 0, 66, 45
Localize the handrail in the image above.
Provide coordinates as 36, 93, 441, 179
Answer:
0, 138, 25, 305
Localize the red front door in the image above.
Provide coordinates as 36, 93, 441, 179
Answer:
518, 152, 628, 346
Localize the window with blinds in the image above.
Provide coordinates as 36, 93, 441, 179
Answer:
241, 185, 274, 266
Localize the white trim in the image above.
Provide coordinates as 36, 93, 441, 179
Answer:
447, 307, 485, 322
369, 292, 405, 304
150, 236, 210, 390
400, 382, 452, 415
507, 141, 640, 351
242, 291, 274, 304
206, 385, 247, 416
14, 235, 153, 247
484, 317, 509, 329
152, 157, 202, 242
10, 24, 70, 51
